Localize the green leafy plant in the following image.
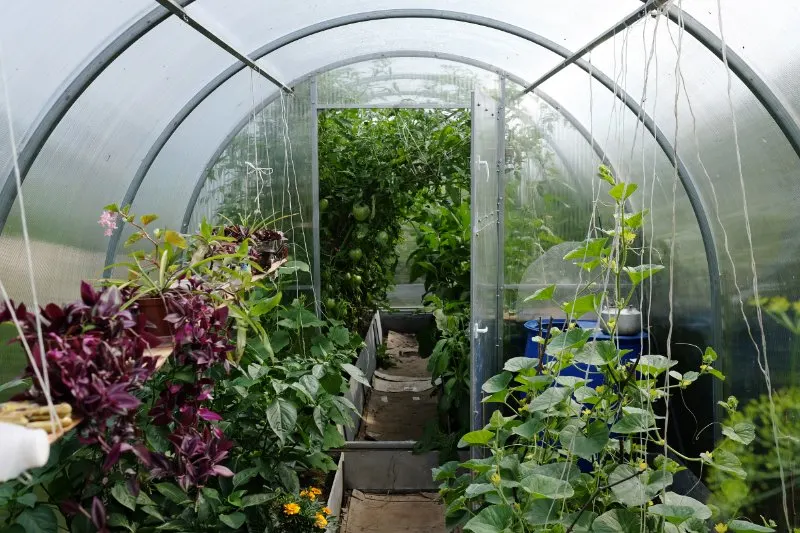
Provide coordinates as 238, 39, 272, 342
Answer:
0, 221, 358, 533
407, 202, 471, 303
435, 167, 771, 533
706, 295, 800, 529
318, 108, 470, 332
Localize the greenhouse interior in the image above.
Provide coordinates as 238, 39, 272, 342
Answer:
0, 1, 798, 532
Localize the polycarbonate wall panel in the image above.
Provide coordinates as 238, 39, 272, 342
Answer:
0, 17, 238, 304
0, 1, 152, 186
537, 63, 716, 454
683, 0, 800, 122
503, 91, 613, 322
187, 82, 315, 286
584, 19, 800, 403
317, 58, 501, 108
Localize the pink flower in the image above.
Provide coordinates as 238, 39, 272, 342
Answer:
98, 210, 118, 237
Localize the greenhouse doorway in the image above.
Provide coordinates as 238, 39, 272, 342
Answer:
313, 97, 483, 460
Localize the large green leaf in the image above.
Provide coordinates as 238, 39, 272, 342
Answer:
608, 182, 638, 201
559, 420, 609, 460
519, 474, 574, 499
647, 504, 696, 524
219, 512, 246, 529
458, 429, 495, 447
728, 520, 776, 532
249, 293, 282, 317
662, 492, 712, 520
547, 328, 593, 355
528, 386, 571, 413
609, 465, 648, 506
15, 506, 58, 533
155, 482, 189, 504
111, 483, 137, 511
241, 493, 276, 508
560, 293, 601, 319
329, 326, 351, 346
610, 408, 655, 434
482, 372, 513, 394
342, 363, 371, 387
524, 499, 560, 526
623, 264, 664, 285
572, 342, 613, 365
706, 449, 747, 479
559, 511, 597, 532
233, 467, 259, 488
523, 285, 555, 302
266, 398, 298, 444
721, 422, 755, 445
637, 354, 677, 376
512, 417, 546, 440
563, 238, 608, 261
465, 484, 497, 498
591, 509, 643, 533
503, 357, 539, 372
463, 505, 514, 533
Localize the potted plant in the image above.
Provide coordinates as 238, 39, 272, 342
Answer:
101, 205, 249, 342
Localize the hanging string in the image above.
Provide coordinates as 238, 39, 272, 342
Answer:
714, 0, 791, 527
0, 39, 60, 433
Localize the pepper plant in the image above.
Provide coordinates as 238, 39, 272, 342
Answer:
435, 167, 772, 533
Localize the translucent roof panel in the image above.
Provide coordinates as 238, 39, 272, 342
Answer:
0, 16, 233, 302
317, 57, 502, 107
682, 0, 800, 121
0, 1, 152, 188
577, 17, 800, 400
186, 0, 639, 58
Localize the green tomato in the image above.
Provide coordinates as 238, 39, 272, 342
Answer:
352, 274, 362, 286
355, 225, 369, 240
325, 297, 336, 309
352, 204, 370, 222
319, 198, 329, 212
349, 248, 363, 262
345, 272, 352, 281
376, 231, 389, 245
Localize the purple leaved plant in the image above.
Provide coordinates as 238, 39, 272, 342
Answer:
1, 282, 160, 458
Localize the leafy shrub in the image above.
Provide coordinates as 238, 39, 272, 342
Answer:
436, 167, 773, 533
318, 108, 470, 331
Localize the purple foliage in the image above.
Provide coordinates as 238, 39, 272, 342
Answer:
1, 282, 159, 457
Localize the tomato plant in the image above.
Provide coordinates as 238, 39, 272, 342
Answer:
318, 108, 470, 333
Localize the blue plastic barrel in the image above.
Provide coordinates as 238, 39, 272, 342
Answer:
523, 319, 647, 389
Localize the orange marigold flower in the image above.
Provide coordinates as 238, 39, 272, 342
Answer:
300, 490, 310, 498
283, 502, 301, 515
322, 507, 332, 515
310, 487, 322, 496
315, 513, 328, 529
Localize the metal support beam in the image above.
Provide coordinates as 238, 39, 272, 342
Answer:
310, 77, 321, 317
520, 0, 669, 96
175, 51, 618, 239
154, 0, 292, 93
495, 78, 506, 379
0, 0, 197, 234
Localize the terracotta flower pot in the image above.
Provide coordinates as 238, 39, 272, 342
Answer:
137, 296, 172, 341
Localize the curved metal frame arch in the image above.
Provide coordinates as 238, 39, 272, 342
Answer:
177, 51, 619, 236
74, 9, 719, 348
0, 0, 196, 233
